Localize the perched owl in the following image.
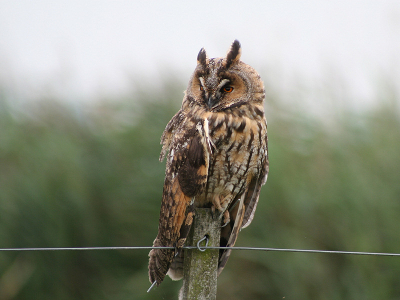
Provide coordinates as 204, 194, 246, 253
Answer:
148, 40, 268, 286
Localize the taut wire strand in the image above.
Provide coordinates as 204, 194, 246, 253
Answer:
1, 246, 400, 257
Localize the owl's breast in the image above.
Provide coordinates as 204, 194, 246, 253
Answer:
194, 109, 267, 207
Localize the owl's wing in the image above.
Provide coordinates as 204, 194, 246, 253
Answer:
159, 110, 185, 162
218, 193, 246, 275
217, 172, 268, 275
242, 124, 269, 228
218, 133, 268, 274
149, 115, 210, 286
241, 157, 269, 228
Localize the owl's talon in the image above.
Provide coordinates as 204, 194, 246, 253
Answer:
210, 205, 216, 219
221, 220, 230, 228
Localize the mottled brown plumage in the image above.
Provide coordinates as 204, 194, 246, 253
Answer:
148, 40, 269, 286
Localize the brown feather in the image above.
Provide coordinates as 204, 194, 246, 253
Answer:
225, 39, 242, 67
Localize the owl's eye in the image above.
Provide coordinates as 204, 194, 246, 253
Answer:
223, 86, 234, 93
200, 85, 204, 91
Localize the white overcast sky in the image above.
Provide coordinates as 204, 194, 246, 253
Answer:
0, 1, 399, 104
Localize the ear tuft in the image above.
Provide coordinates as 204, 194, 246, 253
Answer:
197, 48, 207, 66
226, 40, 241, 67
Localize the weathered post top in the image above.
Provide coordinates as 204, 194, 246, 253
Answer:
180, 208, 221, 300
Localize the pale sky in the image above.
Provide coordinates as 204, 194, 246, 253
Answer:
0, 1, 399, 106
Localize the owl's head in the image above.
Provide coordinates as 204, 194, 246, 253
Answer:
186, 40, 265, 112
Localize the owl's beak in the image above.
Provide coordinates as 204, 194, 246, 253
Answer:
207, 95, 218, 109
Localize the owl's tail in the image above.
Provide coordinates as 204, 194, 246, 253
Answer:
148, 238, 175, 286
148, 177, 194, 286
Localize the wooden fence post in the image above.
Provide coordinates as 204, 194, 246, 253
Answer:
179, 208, 221, 300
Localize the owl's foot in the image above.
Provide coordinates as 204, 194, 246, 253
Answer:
211, 195, 231, 226
210, 205, 221, 221
221, 210, 230, 227
211, 197, 222, 219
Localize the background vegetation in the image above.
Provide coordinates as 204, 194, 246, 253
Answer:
0, 74, 399, 300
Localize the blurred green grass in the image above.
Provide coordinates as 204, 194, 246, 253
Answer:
0, 78, 399, 300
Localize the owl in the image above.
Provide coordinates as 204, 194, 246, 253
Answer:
148, 40, 268, 286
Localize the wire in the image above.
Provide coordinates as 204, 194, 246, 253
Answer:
0, 246, 170, 251
1, 246, 400, 257
203, 247, 400, 257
